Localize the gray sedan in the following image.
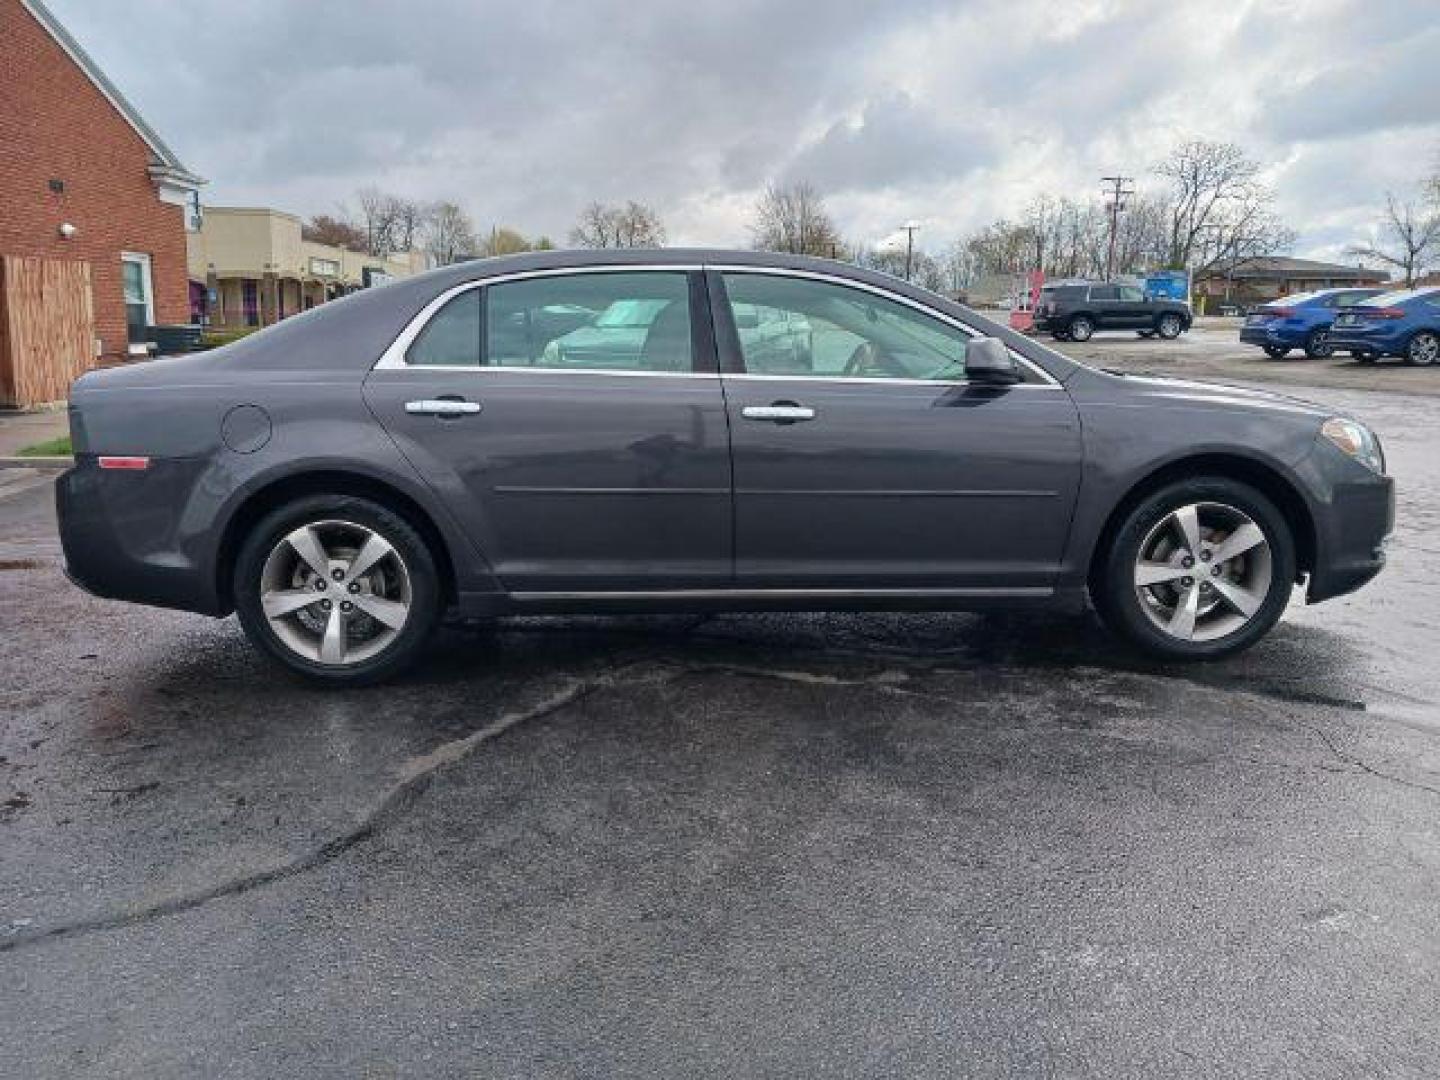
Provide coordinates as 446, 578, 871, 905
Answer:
58, 250, 1393, 685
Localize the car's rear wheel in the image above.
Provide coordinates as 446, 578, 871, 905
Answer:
234, 494, 442, 685
1304, 329, 1334, 359
1262, 345, 1289, 359
1094, 478, 1295, 660
1155, 313, 1183, 339
1067, 315, 1095, 342
1405, 331, 1439, 366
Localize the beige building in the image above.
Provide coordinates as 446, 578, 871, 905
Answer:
186, 206, 425, 328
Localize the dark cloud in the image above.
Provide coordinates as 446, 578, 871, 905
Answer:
41, 0, 1440, 253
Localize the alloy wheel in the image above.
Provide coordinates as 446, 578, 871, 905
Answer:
1069, 317, 1094, 342
259, 519, 412, 666
1132, 501, 1273, 643
1408, 332, 1439, 366
1157, 315, 1181, 339
1308, 330, 1334, 358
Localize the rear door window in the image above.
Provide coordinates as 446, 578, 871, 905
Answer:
485, 272, 694, 372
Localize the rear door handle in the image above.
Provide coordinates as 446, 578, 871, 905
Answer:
405, 399, 481, 417
741, 403, 816, 423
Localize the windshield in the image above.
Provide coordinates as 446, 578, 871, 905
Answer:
593, 299, 669, 328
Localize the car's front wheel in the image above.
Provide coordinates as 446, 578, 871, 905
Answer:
1094, 478, 1295, 660
234, 494, 442, 685
1405, 331, 1439, 366
1067, 315, 1095, 342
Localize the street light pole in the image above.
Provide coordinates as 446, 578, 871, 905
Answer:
901, 220, 920, 281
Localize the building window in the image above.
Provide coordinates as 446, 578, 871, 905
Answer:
121, 252, 154, 343
242, 280, 259, 326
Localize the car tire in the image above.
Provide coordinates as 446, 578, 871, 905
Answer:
1303, 329, 1335, 359
1405, 331, 1439, 367
233, 494, 442, 686
1353, 350, 1377, 364
1067, 315, 1095, 342
1155, 313, 1184, 339
1052, 331, 1071, 342
1093, 477, 1295, 661
1262, 345, 1289, 359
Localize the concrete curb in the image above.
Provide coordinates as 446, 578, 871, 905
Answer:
0, 456, 72, 470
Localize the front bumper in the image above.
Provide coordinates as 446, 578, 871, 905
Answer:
1304, 450, 1394, 603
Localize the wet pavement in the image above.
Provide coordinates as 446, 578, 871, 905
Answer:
2, 373, 1439, 1078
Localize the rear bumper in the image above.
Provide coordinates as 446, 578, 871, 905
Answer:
1326, 329, 1404, 355
57, 458, 228, 616
1240, 325, 1304, 347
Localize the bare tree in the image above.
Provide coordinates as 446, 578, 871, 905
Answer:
569, 201, 666, 248
302, 213, 368, 251
422, 201, 478, 266
1154, 140, 1279, 269
1347, 191, 1440, 287
391, 197, 426, 254
353, 187, 426, 257
750, 182, 844, 257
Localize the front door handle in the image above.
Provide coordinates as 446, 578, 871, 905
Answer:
741, 403, 816, 423
405, 399, 481, 417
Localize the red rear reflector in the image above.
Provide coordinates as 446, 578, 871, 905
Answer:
98, 456, 149, 470
1369, 308, 1406, 319
1267, 308, 1296, 318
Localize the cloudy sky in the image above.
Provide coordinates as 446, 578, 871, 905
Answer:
47, 0, 1440, 260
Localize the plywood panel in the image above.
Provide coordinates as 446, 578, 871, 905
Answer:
0, 255, 96, 408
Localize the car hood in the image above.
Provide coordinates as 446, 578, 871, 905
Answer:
1087, 369, 1334, 421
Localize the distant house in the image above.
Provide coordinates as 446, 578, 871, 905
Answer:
0, 0, 203, 404
186, 208, 426, 330
1194, 256, 1388, 305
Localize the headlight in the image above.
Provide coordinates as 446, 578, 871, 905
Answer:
1321, 417, 1385, 474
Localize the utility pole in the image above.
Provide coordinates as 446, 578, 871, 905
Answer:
1101, 175, 1134, 281
901, 220, 920, 281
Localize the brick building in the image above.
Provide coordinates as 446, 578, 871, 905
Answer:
0, 0, 202, 402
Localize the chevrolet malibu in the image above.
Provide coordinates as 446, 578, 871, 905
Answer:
58, 250, 1394, 685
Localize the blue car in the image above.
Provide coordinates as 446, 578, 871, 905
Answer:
1326, 286, 1440, 366
1239, 287, 1386, 359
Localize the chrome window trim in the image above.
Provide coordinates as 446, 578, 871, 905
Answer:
373, 265, 700, 372
372, 261, 1061, 388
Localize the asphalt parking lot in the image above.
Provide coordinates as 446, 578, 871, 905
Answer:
3, 336, 1439, 1077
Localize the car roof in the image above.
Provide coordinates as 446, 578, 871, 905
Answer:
1362, 286, 1440, 306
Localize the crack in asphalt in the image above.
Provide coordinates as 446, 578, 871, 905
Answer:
0, 665, 661, 956
1297, 720, 1440, 800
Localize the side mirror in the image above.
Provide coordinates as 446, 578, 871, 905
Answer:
964, 336, 1023, 385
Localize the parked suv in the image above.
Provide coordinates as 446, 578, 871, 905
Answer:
1033, 282, 1192, 342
